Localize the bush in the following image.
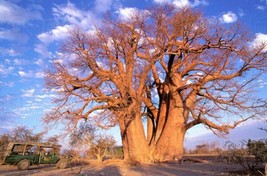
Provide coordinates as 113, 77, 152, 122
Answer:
222, 140, 266, 175
247, 139, 267, 163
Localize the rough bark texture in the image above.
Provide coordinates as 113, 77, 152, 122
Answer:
119, 114, 150, 162
154, 121, 185, 161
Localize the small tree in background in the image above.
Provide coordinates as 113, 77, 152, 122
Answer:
86, 135, 116, 162
69, 122, 95, 159
69, 121, 115, 161
10, 126, 45, 143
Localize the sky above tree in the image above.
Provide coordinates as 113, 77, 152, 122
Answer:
0, 0, 266, 143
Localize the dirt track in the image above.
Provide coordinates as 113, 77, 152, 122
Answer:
0, 158, 250, 176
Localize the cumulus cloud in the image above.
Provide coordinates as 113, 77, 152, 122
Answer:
116, 7, 139, 21
0, 0, 42, 25
173, 0, 191, 8
154, 0, 208, 8
220, 11, 238, 23
37, 24, 72, 45
37, 2, 98, 45
116, 7, 150, 21
252, 33, 267, 51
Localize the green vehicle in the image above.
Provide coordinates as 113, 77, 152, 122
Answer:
1, 142, 69, 170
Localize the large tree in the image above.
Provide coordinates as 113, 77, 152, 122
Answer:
45, 6, 267, 162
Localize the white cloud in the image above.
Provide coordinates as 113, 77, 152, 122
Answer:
256, 5, 265, 10
220, 11, 238, 23
94, 0, 113, 13
35, 94, 56, 99
35, 1, 105, 59
252, 33, 267, 51
117, 7, 137, 21
18, 70, 45, 79
116, 7, 149, 21
35, 71, 45, 78
0, 81, 14, 87
37, 2, 99, 45
53, 2, 83, 19
13, 58, 28, 66
238, 8, 245, 17
153, 0, 171, 4
0, 64, 14, 76
153, 0, 208, 8
21, 88, 35, 97
0, 29, 29, 44
34, 44, 51, 57
37, 25, 72, 44
52, 2, 96, 30
0, 47, 20, 56
173, 0, 191, 8
0, 0, 42, 25
18, 70, 28, 78
34, 59, 44, 66
191, 0, 208, 7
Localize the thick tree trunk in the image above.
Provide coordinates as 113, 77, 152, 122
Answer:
119, 113, 151, 163
154, 84, 169, 143
154, 97, 186, 162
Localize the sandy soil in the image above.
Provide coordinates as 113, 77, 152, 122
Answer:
0, 158, 250, 176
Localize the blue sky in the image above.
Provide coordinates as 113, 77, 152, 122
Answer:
0, 0, 266, 145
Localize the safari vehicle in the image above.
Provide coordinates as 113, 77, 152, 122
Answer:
1, 142, 69, 170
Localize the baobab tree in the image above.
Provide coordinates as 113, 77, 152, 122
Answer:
45, 5, 267, 162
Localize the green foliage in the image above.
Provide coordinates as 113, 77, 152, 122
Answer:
247, 139, 267, 163
223, 140, 266, 174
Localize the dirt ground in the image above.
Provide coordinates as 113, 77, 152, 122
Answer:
0, 158, 264, 176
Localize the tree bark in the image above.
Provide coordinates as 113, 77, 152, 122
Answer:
154, 116, 185, 161
154, 93, 186, 161
119, 113, 151, 163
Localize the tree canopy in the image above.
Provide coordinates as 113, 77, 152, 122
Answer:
45, 5, 267, 162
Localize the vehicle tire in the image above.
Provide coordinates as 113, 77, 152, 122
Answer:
17, 159, 30, 170
56, 159, 67, 169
